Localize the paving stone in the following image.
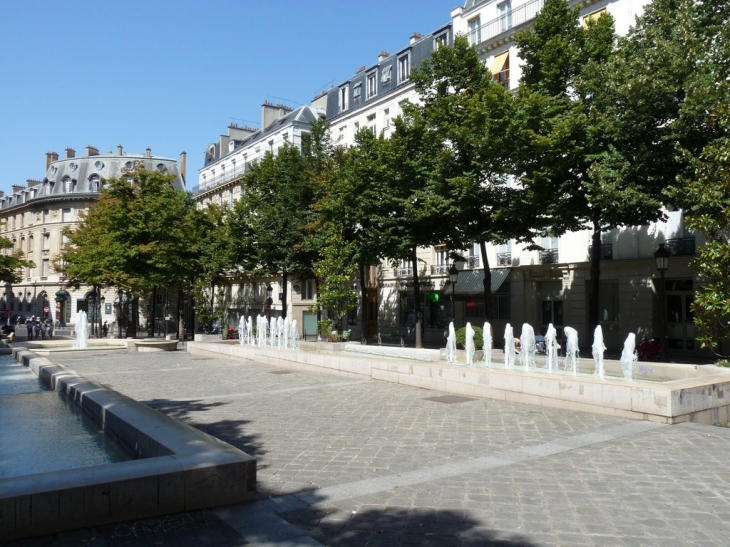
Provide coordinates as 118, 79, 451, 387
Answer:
7, 350, 730, 546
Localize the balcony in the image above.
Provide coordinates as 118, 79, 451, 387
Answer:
497, 252, 512, 266
665, 237, 695, 256
588, 244, 613, 260
539, 249, 559, 264
431, 264, 449, 275
466, 255, 480, 269
473, 0, 544, 49
192, 162, 251, 195
397, 266, 413, 277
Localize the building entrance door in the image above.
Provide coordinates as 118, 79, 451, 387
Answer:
664, 279, 695, 352
366, 288, 378, 338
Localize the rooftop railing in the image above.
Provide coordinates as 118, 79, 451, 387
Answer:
192, 162, 251, 195
472, 0, 544, 47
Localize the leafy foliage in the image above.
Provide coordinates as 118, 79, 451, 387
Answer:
0, 233, 33, 284
456, 325, 484, 350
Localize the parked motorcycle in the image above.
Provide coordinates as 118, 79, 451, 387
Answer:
636, 337, 661, 361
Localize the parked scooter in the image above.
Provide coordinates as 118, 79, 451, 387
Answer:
636, 337, 661, 361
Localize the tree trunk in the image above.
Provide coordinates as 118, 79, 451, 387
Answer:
359, 263, 368, 344
151, 286, 157, 337
588, 218, 602, 332
480, 241, 494, 323
281, 271, 288, 319
117, 290, 123, 339
178, 287, 184, 340
411, 248, 423, 349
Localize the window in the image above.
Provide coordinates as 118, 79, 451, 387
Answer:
494, 283, 511, 320
353, 83, 362, 100
41, 259, 50, 278
339, 85, 349, 112
398, 54, 410, 83
367, 73, 377, 98
540, 236, 559, 264
89, 175, 100, 192
598, 282, 619, 322
28, 235, 33, 253
498, 1, 512, 32
228, 188, 234, 208
492, 50, 510, 89
540, 281, 563, 327
381, 65, 392, 84
469, 17, 481, 45
63, 177, 74, 193
62, 208, 72, 222
435, 31, 448, 48
42, 232, 50, 250
302, 279, 316, 301
383, 108, 391, 129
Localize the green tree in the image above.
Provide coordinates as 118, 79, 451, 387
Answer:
409, 35, 528, 322
513, 0, 667, 331
228, 144, 318, 319
0, 233, 33, 283
379, 112, 452, 348
60, 164, 197, 335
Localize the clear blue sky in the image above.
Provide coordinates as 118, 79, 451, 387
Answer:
0, 1, 457, 193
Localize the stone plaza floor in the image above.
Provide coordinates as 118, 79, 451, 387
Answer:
5, 346, 730, 546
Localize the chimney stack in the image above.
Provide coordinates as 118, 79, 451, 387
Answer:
145, 147, 151, 157
378, 51, 390, 62
179, 151, 187, 182
45, 151, 59, 171
117, 144, 124, 155
410, 32, 423, 44
85, 145, 99, 157
65, 147, 75, 159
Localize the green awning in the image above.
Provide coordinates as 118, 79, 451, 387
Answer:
445, 268, 511, 295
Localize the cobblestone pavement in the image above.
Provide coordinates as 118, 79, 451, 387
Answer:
5, 349, 730, 546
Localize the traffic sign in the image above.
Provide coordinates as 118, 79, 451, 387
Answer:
43, 306, 50, 312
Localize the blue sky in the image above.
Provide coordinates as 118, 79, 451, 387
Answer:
0, 0, 456, 193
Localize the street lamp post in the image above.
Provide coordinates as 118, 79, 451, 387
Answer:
448, 264, 459, 325
654, 243, 671, 362
100, 295, 106, 338
265, 284, 273, 321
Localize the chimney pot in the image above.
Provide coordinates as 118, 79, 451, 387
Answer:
117, 144, 123, 155
378, 51, 390, 62
146, 147, 151, 157
65, 147, 75, 159
85, 145, 99, 157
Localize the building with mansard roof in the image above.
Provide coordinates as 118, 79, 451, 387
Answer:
0, 145, 186, 333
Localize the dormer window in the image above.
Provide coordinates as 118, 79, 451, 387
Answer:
63, 177, 74, 194
339, 85, 349, 112
89, 175, 101, 192
367, 72, 377, 98
398, 54, 410, 83
381, 65, 392, 84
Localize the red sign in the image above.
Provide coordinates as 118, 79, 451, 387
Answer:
43, 307, 50, 312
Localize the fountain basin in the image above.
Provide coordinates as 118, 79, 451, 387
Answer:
187, 340, 730, 425
1, 348, 256, 541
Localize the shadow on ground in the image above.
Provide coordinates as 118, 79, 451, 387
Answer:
143, 397, 265, 459
282, 503, 539, 546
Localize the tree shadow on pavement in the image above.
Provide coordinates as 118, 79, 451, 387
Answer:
281, 503, 540, 546
144, 397, 265, 458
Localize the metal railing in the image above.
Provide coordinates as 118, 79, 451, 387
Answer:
192, 162, 251, 195
665, 237, 695, 256
473, 0, 544, 46
588, 243, 613, 260
539, 248, 559, 264
397, 267, 413, 277
466, 255, 480, 268
431, 264, 449, 275
497, 252, 512, 266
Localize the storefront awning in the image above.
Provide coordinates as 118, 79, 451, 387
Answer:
446, 268, 511, 296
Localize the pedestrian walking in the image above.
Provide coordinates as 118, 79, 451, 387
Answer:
33, 321, 41, 340
47, 320, 54, 339
26, 320, 33, 340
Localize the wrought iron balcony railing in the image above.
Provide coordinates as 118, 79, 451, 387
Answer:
431, 264, 449, 275
472, 0, 544, 47
397, 267, 413, 277
497, 252, 512, 266
466, 255, 480, 269
588, 243, 613, 260
192, 162, 251, 195
539, 248, 559, 264
664, 237, 695, 256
